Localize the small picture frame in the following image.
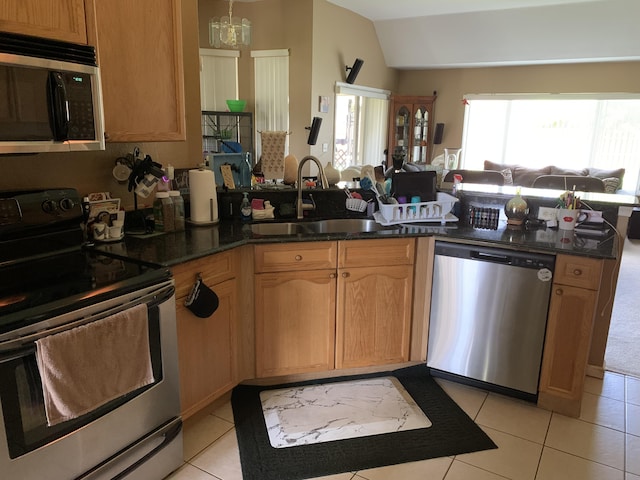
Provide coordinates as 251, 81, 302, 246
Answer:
319, 96, 329, 113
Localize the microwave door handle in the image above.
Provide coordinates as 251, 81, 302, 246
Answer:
47, 71, 70, 141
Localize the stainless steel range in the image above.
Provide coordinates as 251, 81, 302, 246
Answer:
0, 189, 182, 479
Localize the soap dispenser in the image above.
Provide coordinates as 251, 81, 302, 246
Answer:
240, 192, 252, 221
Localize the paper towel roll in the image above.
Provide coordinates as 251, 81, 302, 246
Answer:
189, 168, 219, 224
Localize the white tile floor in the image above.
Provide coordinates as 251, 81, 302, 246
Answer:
166, 371, 640, 480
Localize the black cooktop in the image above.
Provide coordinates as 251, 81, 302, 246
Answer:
0, 248, 170, 335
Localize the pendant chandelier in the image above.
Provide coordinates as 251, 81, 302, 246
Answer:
209, 0, 251, 49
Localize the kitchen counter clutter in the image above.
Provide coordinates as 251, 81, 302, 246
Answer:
91, 185, 636, 420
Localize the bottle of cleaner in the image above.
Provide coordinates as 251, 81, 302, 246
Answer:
240, 192, 252, 221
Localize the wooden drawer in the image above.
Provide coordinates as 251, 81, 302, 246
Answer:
172, 250, 236, 299
254, 242, 337, 273
338, 238, 415, 269
554, 254, 603, 291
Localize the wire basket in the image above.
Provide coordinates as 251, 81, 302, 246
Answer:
346, 198, 367, 212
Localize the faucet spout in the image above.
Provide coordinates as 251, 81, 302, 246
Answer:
297, 155, 329, 219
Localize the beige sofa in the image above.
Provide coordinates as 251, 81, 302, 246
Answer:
483, 160, 626, 193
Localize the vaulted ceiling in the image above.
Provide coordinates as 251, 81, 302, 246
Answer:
325, 0, 640, 69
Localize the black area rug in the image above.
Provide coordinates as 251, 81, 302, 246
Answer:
231, 364, 497, 480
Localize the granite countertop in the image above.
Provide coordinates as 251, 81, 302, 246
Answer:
92, 183, 634, 266
93, 216, 620, 267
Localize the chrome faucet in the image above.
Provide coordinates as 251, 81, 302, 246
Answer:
297, 155, 329, 219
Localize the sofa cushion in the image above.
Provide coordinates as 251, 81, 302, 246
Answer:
587, 167, 625, 190
602, 177, 621, 194
484, 160, 552, 187
549, 166, 589, 176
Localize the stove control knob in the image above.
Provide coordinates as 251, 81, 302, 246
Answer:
42, 199, 59, 214
59, 197, 75, 211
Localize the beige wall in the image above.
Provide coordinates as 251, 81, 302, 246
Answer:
309, 0, 398, 162
0, 0, 203, 210
398, 61, 640, 160
198, 0, 314, 159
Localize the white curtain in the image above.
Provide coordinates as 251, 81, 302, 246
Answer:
360, 97, 389, 166
252, 49, 289, 159
199, 49, 239, 111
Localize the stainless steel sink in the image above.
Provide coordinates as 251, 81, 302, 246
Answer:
251, 218, 392, 235
305, 218, 389, 233
250, 222, 305, 235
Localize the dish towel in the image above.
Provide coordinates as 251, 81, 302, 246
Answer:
260, 131, 287, 180
35, 303, 154, 426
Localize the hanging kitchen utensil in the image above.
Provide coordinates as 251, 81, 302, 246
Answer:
185, 273, 219, 318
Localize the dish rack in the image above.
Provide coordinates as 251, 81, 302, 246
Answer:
374, 192, 459, 225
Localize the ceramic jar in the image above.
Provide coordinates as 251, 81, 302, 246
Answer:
324, 162, 340, 186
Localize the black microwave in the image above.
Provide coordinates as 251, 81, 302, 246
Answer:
0, 32, 105, 154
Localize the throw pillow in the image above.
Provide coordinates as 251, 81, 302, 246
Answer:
602, 177, 620, 194
501, 168, 514, 185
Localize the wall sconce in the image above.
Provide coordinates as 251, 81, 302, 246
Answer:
345, 58, 364, 84
209, 0, 251, 48
306, 117, 322, 145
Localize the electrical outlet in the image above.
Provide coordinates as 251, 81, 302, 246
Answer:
322, 143, 328, 153
538, 206, 557, 221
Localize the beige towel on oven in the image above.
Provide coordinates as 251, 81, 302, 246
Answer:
35, 303, 154, 426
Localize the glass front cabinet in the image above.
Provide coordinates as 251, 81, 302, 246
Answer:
387, 95, 436, 166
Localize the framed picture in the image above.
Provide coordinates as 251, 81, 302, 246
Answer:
319, 96, 329, 113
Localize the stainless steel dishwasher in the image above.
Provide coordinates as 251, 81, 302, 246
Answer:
427, 241, 555, 400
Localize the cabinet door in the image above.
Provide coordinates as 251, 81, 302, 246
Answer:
0, 0, 88, 44
177, 278, 237, 419
255, 270, 336, 377
336, 265, 413, 369
93, 0, 185, 142
387, 95, 435, 166
538, 283, 598, 416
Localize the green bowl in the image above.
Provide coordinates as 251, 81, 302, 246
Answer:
226, 100, 246, 112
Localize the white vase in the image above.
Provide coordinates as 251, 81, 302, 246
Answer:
324, 162, 340, 186
283, 154, 298, 185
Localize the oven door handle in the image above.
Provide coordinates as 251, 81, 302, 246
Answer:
0, 283, 174, 354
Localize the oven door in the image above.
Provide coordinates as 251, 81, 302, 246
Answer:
0, 280, 181, 480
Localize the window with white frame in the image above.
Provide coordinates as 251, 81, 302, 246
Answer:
199, 49, 239, 111
252, 49, 289, 159
461, 94, 640, 192
333, 82, 389, 171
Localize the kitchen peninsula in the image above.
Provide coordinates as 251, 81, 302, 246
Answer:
95, 184, 637, 419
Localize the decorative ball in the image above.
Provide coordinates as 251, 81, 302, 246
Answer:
504, 190, 529, 226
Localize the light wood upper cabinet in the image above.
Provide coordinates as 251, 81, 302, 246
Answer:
172, 250, 237, 420
91, 0, 185, 142
0, 0, 89, 44
538, 254, 603, 417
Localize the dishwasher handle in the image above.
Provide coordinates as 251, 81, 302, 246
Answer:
470, 250, 512, 264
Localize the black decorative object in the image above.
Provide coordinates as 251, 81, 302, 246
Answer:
345, 58, 364, 84
306, 117, 322, 145
434, 123, 445, 144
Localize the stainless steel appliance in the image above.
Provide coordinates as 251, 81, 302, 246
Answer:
427, 241, 555, 400
0, 32, 105, 154
0, 189, 182, 479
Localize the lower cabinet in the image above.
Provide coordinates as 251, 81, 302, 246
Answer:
538, 254, 603, 416
254, 239, 415, 378
172, 251, 237, 419
336, 240, 415, 369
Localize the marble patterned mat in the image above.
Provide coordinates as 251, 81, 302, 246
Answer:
260, 376, 432, 448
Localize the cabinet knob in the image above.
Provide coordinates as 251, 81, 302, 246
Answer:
329, 273, 336, 279
342, 272, 350, 278
555, 288, 564, 296
573, 269, 582, 276
295, 255, 302, 261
